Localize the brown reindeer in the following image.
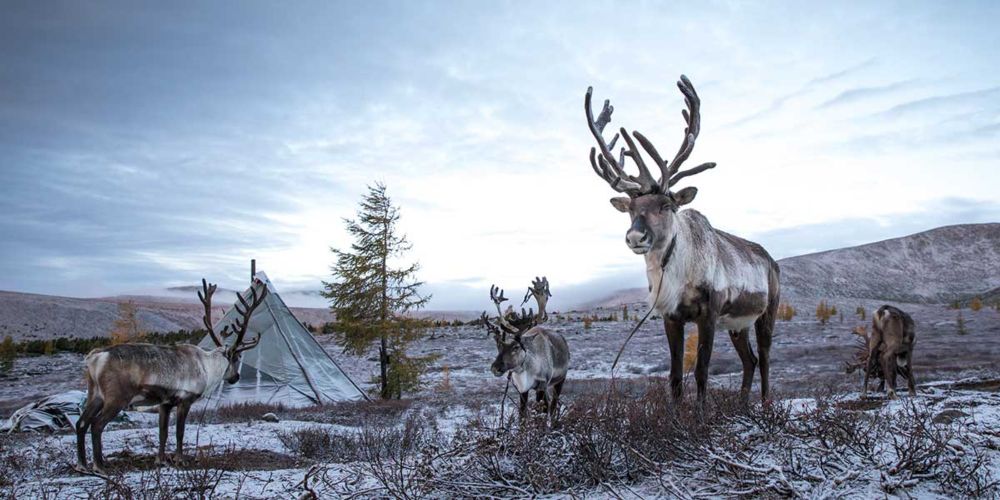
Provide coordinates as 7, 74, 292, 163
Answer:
584, 76, 780, 403
483, 277, 569, 423
863, 305, 916, 399
75, 279, 266, 474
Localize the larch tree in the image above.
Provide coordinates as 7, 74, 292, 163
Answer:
322, 183, 431, 399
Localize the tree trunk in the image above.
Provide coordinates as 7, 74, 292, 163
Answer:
379, 334, 389, 399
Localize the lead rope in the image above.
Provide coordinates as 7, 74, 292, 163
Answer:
607, 236, 676, 402
497, 372, 511, 433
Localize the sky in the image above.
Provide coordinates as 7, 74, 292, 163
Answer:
1, 1, 998, 310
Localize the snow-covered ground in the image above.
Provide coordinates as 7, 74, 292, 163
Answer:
2, 306, 999, 498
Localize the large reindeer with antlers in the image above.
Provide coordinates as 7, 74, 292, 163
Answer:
75, 279, 267, 474
584, 76, 780, 403
483, 277, 569, 422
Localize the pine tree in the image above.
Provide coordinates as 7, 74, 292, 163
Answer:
322, 183, 431, 399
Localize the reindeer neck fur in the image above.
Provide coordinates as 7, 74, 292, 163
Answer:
645, 209, 701, 317
644, 208, 773, 323
508, 329, 568, 393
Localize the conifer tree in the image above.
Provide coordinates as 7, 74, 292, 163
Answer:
322, 183, 431, 399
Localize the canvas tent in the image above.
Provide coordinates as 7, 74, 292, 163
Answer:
198, 272, 366, 406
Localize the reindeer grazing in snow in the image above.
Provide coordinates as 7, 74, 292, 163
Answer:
584, 76, 780, 403
75, 279, 266, 474
863, 305, 916, 399
483, 277, 569, 423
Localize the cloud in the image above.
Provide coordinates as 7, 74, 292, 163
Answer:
816, 80, 916, 109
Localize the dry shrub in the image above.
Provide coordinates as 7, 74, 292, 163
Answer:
682, 327, 699, 373
213, 401, 288, 423
327, 380, 997, 498
277, 426, 362, 463
777, 302, 796, 321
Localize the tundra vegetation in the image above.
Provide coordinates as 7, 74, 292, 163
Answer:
322, 182, 434, 400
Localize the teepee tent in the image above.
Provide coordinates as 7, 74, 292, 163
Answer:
198, 271, 367, 406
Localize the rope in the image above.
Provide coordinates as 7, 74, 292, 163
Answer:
497, 372, 511, 432
607, 235, 676, 399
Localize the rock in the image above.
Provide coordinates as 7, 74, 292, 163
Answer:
932, 409, 969, 424
261, 412, 280, 423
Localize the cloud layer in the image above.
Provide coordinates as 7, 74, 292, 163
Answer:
1, 1, 997, 310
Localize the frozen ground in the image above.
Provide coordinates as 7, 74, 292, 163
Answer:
1, 302, 998, 498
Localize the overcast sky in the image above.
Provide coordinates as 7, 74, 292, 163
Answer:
1, 1, 998, 310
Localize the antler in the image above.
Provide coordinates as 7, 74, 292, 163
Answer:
489, 284, 539, 335
481, 311, 504, 349
198, 279, 229, 347
662, 75, 716, 191
227, 284, 268, 354
521, 276, 551, 324
585, 75, 716, 197
584, 88, 657, 195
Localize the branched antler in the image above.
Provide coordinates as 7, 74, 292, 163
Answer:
227, 284, 269, 354
198, 279, 229, 347
585, 75, 717, 198
522, 276, 551, 324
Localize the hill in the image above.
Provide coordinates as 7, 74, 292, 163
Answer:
582, 223, 1000, 308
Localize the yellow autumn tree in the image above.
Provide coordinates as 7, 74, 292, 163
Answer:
970, 297, 983, 312
110, 301, 144, 345
816, 300, 833, 325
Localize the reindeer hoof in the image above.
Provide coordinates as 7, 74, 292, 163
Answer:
73, 463, 90, 475
171, 454, 193, 467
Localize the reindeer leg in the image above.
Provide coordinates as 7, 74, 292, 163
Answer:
156, 404, 173, 466
906, 357, 916, 397
729, 328, 756, 404
75, 396, 102, 471
694, 315, 717, 407
664, 318, 685, 401
173, 401, 192, 465
550, 380, 564, 426
754, 305, 775, 402
881, 352, 897, 400
91, 401, 126, 474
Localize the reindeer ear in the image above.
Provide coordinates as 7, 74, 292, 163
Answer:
673, 187, 698, 206
610, 197, 630, 213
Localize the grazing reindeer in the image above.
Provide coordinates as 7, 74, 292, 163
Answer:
863, 305, 916, 399
483, 277, 569, 422
845, 325, 886, 391
584, 76, 780, 403
75, 279, 267, 474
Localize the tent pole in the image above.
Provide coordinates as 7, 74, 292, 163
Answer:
251, 259, 256, 281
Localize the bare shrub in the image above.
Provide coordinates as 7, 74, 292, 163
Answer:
277, 426, 361, 463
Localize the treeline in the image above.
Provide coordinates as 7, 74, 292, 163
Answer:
3, 329, 205, 357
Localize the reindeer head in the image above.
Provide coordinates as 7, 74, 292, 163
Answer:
199, 279, 268, 384
585, 76, 715, 255
483, 279, 550, 377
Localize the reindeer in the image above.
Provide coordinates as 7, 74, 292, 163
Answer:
863, 305, 916, 399
483, 277, 569, 423
584, 76, 780, 403
75, 279, 266, 474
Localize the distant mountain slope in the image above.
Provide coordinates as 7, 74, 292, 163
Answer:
581, 223, 1000, 308
0, 291, 337, 341
779, 223, 1000, 303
